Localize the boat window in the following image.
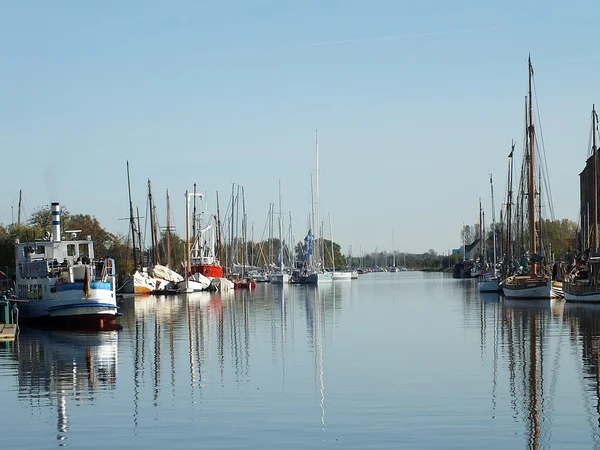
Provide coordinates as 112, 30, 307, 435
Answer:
79, 243, 89, 258
67, 244, 76, 256
36, 246, 45, 254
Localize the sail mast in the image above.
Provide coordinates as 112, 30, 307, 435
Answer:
528, 56, 537, 275
17, 189, 22, 226
192, 183, 197, 258
185, 190, 191, 275
126, 162, 138, 270
216, 190, 223, 268
507, 142, 514, 264
491, 175, 498, 275
593, 104, 598, 251
166, 189, 171, 268
315, 129, 321, 270
148, 179, 158, 266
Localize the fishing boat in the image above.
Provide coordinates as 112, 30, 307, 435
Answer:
564, 105, 600, 302
478, 175, 501, 292
502, 56, 555, 300
189, 184, 224, 279
14, 202, 119, 326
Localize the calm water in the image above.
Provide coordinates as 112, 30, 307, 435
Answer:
1, 272, 600, 449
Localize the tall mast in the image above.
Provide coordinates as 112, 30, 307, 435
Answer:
192, 183, 197, 258
310, 174, 315, 269
507, 142, 515, 264
17, 189, 22, 226
315, 129, 321, 269
278, 179, 284, 270
126, 162, 138, 270
329, 213, 335, 270
185, 190, 191, 275
392, 229, 396, 267
528, 56, 537, 275
216, 191, 223, 267
479, 198, 483, 258
136, 206, 143, 268
490, 174, 498, 275
148, 179, 158, 266
593, 104, 598, 251
242, 186, 247, 277
166, 189, 171, 267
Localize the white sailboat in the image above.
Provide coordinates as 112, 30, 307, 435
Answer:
389, 229, 399, 272
308, 129, 333, 284
176, 190, 211, 293
271, 180, 290, 284
478, 174, 501, 292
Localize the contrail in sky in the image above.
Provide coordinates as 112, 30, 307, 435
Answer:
305, 26, 501, 47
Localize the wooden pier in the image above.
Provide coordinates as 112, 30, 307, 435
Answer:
0, 323, 17, 342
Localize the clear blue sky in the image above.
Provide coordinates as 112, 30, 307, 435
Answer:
0, 1, 597, 255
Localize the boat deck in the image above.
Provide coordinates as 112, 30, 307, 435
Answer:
0, 323, 17, 342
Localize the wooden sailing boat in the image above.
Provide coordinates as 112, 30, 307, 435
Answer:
564, 105, 600, 302
502, 56, 554, 299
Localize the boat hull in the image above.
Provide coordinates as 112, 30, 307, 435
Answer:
17, 286, 118, 325
270, 273, 290, 284
332, 271, 352, 280
563, 283, 600, 302
191, 263, 224, 279
502, 276, 553, 299
308, 272, 333, 284
478, 278, 501, 292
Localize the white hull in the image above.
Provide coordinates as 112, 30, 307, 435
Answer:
478, 278, 501, 292
18, 284, 117, 320
350, 270, 358, 279
332, 271, 352, 280
176, 275, 210, 293
308, 272, 333, 284
121, 270, 170, 295
502, 276, 553, 299
270, 272, 290, 284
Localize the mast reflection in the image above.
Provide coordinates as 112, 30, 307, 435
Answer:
563, 303, 600, 447
500, 300, 552, 450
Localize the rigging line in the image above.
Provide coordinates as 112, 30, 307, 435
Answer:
532, 75, 555, 221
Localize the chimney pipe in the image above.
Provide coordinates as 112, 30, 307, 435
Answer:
51, 202, 61, 243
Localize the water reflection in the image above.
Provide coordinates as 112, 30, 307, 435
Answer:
501, 301, 553, 450
11, 328, 118, 444
563, 303, 600, 448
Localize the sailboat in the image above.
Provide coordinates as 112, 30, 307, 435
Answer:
271, 180, 290, 284
478, 174, 501, 292
176, 190, 211, 293
564, 105, 600, 302
120, 164, 171, 295
389, 229, 399, 272
308, 129, 333, 284
502, 56, 555, 299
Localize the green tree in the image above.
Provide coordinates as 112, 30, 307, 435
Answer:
541, 218, 577, 259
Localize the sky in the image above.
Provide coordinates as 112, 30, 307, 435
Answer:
0, 0, 598, 256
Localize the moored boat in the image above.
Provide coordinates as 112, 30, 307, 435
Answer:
502, 56, 556, 300
14, 202, 119, 327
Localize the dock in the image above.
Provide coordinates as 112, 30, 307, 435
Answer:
0, 323, 17, 342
